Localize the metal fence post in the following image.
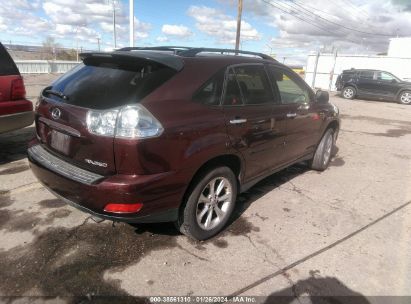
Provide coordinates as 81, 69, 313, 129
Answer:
311, 51, 320, 89
329, 50, 338, 91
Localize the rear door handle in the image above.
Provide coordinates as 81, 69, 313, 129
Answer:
230, 118, 247, 125
286, 113, 297, 118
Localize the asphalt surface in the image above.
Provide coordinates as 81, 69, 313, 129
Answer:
1, 90, 410, 303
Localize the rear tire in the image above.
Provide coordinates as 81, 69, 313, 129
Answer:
310, 128, 335, 171
398, 91, 411, 105
342, 86, 356, 100
176, 166, 237, 240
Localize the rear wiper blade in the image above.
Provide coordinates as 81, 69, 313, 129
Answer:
44, 89, 69, 100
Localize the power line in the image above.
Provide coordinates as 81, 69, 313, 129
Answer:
263, 0, 365, 45
286, 0, 392, 37
340, 0, 372, 19
294, 1, 340, 19
261, 0, 342, 37
330, 0, 372, 21
332, 0, 386, 34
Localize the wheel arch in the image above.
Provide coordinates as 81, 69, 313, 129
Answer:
318, 119, 340, 145
342, 84, 358, 92
177, 154, 243, 220
396, 88, 411, 100
326, 119, 340, 133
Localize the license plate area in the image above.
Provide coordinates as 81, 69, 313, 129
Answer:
50, 130, 71, 155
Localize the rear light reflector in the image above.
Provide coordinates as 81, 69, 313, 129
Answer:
11, 77, 26, 100
103, 203, 143, 214
0, 100, 33, 116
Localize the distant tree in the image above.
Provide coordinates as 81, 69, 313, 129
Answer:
41, 37, 61, 60
57, 49, 77, 61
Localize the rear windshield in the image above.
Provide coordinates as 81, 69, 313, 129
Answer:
45, 57, 177, 109
0, 44, 19, 76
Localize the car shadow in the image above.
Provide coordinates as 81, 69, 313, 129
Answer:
132, 162, 314, 238
337, 93, 399, 105
133, 143, 343, 238
227, 163, 310, 227
0, 126, 35, 165
263, 272, 370, 304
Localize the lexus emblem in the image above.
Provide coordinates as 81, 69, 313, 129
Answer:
51, 108, 61, 120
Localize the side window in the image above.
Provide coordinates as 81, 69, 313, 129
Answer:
232, 65, 274, 105
193, 69, 225, 106
269, 67, 310, 104
359, 71, 374, 80
377, 72, 395, 81
223, 68, 243, 106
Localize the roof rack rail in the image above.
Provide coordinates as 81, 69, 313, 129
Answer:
179, 48, 275, 61
117, 46, 193, 55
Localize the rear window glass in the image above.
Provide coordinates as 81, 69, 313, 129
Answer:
0, 44, 19, 76
45, 58, 176, 110
359, 71, 374, 79
342, 71, 355, 79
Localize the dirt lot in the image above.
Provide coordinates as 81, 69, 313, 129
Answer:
1, 82, 411, 302
23, 73, 61, 101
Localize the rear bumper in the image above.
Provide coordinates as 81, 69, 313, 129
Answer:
28, 142, 184, 223
0, 110, 34, 134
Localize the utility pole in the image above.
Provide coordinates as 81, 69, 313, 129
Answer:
112, 0, 117, 49
129, 0, 134, 47
235, 0, 243, 51
97, 37, 101, 51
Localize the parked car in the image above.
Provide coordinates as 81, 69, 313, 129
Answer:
0, 42, 34, 133
336, 68, 411, 105
28, 47, 340, 240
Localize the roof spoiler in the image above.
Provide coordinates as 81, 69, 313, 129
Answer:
80, 51, 184, 71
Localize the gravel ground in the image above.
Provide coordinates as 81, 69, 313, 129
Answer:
0, 87, 410, 302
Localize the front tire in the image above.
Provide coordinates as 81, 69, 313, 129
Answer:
398, 91, 411, 105
310, 128, 335, 171
342, 86, 356, 100
176, 166, 237, 240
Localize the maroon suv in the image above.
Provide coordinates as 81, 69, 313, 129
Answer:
28, 47, 340, 240
0, 43, 33, 134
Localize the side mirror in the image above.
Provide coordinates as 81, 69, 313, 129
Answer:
391, 79, 397, 83
316, 90, 329, 104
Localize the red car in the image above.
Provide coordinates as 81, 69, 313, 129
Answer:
28, 47, 340, 240
0, 43, 33, 134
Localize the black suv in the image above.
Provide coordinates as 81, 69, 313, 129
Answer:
336, 69, 411, 105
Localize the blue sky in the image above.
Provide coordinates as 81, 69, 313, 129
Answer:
0, 0, 410, 64
0, 0, 276, 53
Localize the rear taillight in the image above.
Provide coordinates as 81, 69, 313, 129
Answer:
103, 203, 143, 214
86, 104, 163, 139
11, 77, 26, 100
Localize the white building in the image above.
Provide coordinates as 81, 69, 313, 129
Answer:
305, 37, 411, 91
388, 37, 411, 58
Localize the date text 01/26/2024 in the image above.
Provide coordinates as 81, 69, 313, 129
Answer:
149, 296, 257, 303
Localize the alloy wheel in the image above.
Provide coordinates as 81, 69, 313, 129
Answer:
400, 92, 411, 104
196, 177, 233, 231
323, 134, 333, 166
343, 88, 354, 99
